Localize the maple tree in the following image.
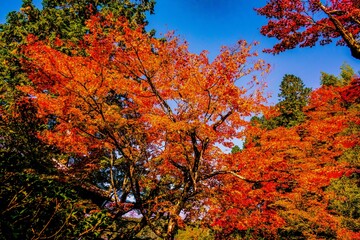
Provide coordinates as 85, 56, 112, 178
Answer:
20, 14, 269, 239
256, 0, 360, 59
209, 79, 359, 239
1, 0, 155, 174
21, 13, 360, 237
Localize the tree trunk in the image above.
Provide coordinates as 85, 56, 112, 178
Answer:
165, 217, 177, 240
319, 2, 360, 60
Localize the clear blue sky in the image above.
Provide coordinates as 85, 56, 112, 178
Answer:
1, 0, 359, 103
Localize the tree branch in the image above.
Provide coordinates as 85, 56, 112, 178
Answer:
201, 170, 275, 183
318, 2, 360, 59
212, 110, 233, 131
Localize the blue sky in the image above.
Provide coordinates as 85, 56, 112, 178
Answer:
1, 0, 359, 103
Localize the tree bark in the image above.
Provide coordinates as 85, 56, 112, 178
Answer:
165, 217, 177, 240
318, 2, 360, 60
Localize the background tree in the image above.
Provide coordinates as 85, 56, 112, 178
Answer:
321, 62, 357, 86
231, 145, 241, 154
277, 74, 311, 127
256, 0, 360, 59
1, 0, 155, 102
211, 79, 359, 239
224, 68, 359, 239
0, 0, 155, 238
340, 62, 356, 84
0, 0, 155, 171
0, 172, 111, 239
252, 74, 311, 129
321, 72, 342, 87
328, 75, 360, 237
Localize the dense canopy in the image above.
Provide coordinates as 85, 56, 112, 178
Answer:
0, 1, 359, 239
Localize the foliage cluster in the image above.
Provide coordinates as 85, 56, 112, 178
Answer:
256, 0, 360, 59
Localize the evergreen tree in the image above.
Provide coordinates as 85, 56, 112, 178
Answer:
249, 75, 311, 130
277, 74, 311, 127
231, 145, 241, 154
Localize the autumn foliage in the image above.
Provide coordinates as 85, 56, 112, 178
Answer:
0, 4, 358, 239
257, 0, 360, 59
19, 14, 269, 239
209, 81, 359, 238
